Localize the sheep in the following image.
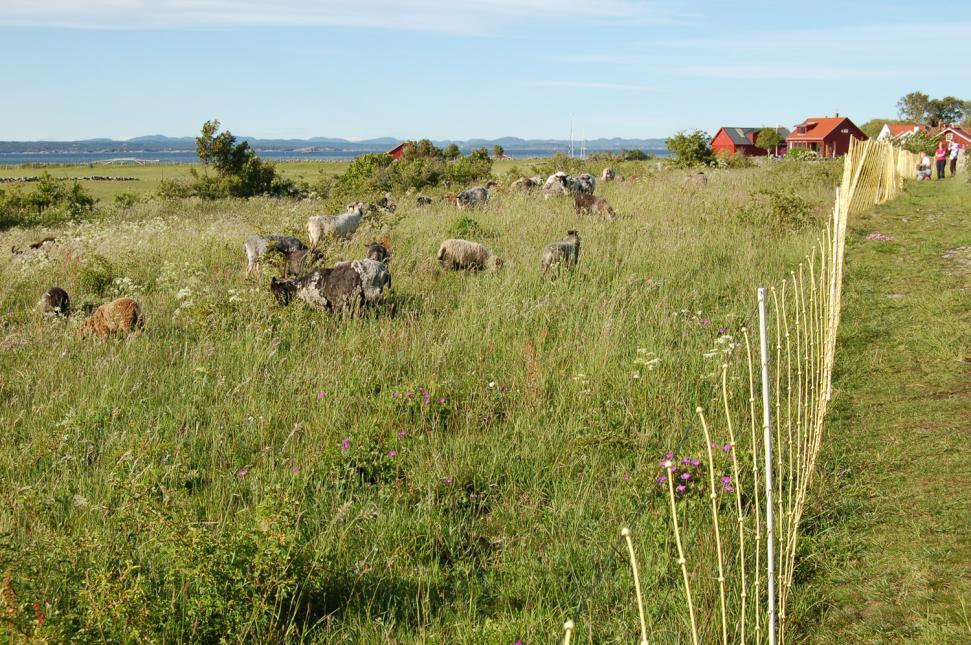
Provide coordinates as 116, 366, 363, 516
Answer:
601, 167, 616, 182
511, 176, 539, 192
436, 239, 503, 272
457, 186, 489, 209
244, 235, 309, 275
416, 195, 433, 206
269, 259, 390, 311
543, 172, 596, 199
574, 193, 616, 220
540, 230, 581, 275
81, 297, 143, 337
365, 242, 390, 263
39, 287, 70, 316
375, 194, 397, 213
307, 202, 366, 245
684, 171, 708, 187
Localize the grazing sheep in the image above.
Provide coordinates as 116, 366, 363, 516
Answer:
81, 297, 143, 337
574, 193, 616, 220
416, 195, 433, 206
307, 202, 366, 245
436, 238, 503, 272
543, 172, 596, 199
540, 230, 581, 275
244, 235, 309, 275
365, 242, 390, 263
270, 259, 390, 311
457, 186, 489, 209
39, 287, 70, 316
511, 176, 539, 192
685, 171, 708, 186
601, 167, 616, 182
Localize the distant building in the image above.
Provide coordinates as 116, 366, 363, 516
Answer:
876, 123, 927, 142
786, 116, 866, 158
710, 126, 790, 157
386, 143, 406, 159
930, 125, 971, 147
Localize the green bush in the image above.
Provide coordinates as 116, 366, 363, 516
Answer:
0, 174, 96, 228
666, 130, 714, 168
743, 188, 815, 229
77, 255, 116, 296
114, 191, 141, 209
785, 147, 818, 161
449, 215, 498, 240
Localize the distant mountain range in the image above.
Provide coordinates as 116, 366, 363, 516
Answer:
0, 134, 668, 155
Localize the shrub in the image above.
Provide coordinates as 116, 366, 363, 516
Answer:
77, 255, 116, 296
114, 191, 141, 209
785, 147, 819, 161
0, 174, 96, 228
449, 215, 498, 240
712, 151, 755, 169
666, 130, 714, 167
743, 188, 815, 229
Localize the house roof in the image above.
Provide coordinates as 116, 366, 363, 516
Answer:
930, 125, 971, 144
718, 126, 791, 146
787, 117, 856, 142
885, 123, 921, 137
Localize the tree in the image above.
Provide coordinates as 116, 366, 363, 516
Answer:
443, 143, 461, 160
191, 120, 285, 198
492, 145, 505, 158
926, 96, 968, 126
897, 91, 930, 122
755, 128, 784, 155
666, 130, 713, 167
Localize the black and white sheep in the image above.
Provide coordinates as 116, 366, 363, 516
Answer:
39, 287, 70, 315
244, 235, 309, 274
307, 202, 366, 245
540, 230, 581, 275
543, 172, 596, 199
436, 239, 503, 272
270, 258, 391, 311
445, 186, 490, 210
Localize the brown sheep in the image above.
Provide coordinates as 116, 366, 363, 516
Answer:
573, 193, 616, 220
39, 287, 70, 316
81, 297, 144, 337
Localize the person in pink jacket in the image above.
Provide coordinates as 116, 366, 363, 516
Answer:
934, 142, 948, 179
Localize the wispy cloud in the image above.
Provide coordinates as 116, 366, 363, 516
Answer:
1, 0, 683, 32
526, 80, 654, 91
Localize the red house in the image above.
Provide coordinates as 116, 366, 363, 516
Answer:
711, 126, 790, 157
786, 116, 866, 158
930, 125, 971, 147
386, 143, 406, 159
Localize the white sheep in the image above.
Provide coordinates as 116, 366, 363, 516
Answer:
436, 239, 503, 272
307, 202, 365, 245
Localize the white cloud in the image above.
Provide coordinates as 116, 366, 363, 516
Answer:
1, 0, 681, 32
526, 80, 654, 91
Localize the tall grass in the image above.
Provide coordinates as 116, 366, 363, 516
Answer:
0, 160, 841, 641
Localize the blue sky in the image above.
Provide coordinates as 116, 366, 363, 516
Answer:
2, 1, 970, 141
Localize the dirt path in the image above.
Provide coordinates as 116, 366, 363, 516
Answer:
793, 179, 971, 643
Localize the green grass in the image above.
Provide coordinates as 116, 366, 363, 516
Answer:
789, 177, 971, 642
0, 160, 842, 641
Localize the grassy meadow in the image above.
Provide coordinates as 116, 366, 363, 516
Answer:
0, 159, 843, 641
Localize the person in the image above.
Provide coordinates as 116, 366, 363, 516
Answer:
949, 142, 961, 177
934, 141, 948, 179
918, 152, 932, 181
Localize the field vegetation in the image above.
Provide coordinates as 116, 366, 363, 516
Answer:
0, 156, 843, 641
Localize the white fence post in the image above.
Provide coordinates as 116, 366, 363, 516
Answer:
758, 287, 777, 645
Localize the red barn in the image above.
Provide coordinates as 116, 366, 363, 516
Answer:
711, 126, 790, 157
786, 116, 866, 158
386, 143, 406, 159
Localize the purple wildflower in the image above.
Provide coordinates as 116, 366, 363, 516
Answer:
398, 430, 407, 438
438, 397, 446, 404
442, 477, 452, 484
680, 472, 692, 480
341, 437, 350, 453
657, 475, 668, 484
664, 452, 675, 460
422, 391, 431, 399
676, 484, 687, 494
719, 326, 727, 334
722, 443, 732, 452
291, 465, 301, 474
237, 468, 248, 478
387, 450, 397, 458
623, 472, 630, 481
392, 391, 400, 398
721, 476, 732, 484
316, 391, 325, 400
700, 318, 711, 326
723, 485, 734, 492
